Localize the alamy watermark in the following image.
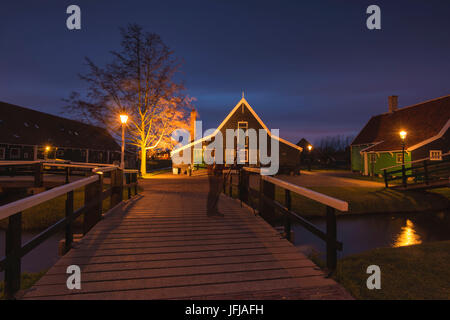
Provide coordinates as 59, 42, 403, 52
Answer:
171, 121, 280, 175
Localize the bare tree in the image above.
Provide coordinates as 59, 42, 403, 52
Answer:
65, 24, 191, 175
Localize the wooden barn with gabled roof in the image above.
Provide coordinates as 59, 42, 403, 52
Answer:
171, 96, 303, 174
351, 95, 450, 176
0, 101, 121, 163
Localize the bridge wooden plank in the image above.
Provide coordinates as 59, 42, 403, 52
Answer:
22, 174, 351, 300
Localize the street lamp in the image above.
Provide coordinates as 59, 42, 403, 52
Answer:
399, 130, 407, 187
399, 130, 407, 165
307, 145, 313, 171
120, 114, 128, 169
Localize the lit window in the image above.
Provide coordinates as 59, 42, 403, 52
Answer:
237, 148, 248, 163
396, 153, 404, 164
10, 148, 20, 159
430, 150, 442, 161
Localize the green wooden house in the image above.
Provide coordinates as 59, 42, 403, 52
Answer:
351, 95, 450, 176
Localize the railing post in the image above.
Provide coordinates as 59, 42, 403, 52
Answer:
402, 164, 407, 188
239, 169, 249, 204
65, 167, 70, 184
34, 163, 43, 187
383, 169, 388, 188
65, 191, 74, 253
228, 172, 232, 197
260, 177, 275, 219
126, 172, 131, 199
134, 172, 138, 195
284, 190, 292, 242
423, 160, 429, 185
110, 168, 123, 208
83, 175, 103, 235
326, 206, 337, 271
5, 212, 22, 299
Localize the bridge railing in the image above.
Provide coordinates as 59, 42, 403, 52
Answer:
222, 167, 347, 272
383, 154, 450, 188
0, 165, 139, 299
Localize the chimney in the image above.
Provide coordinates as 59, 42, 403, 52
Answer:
388, 95, 398, 113
190, 108, 197, 142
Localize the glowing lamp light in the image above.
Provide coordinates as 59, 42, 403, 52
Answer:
399, 130, 407, 140
45, 146, 51, 152
120, 114, 129, 124
307, 145, 313, 151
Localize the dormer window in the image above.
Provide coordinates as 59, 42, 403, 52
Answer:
430, 150, 442, 161
34, 124, 40, 129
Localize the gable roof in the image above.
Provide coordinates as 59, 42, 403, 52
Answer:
0, 101, 120, 151
171, 97, 302, 155
351, 95, 450, 152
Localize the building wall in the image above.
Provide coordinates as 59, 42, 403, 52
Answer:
351, 144, 371, 172
367, 151, 411, 176
412, 128, 450, 160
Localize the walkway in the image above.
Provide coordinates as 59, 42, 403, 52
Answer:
22, 173, 352, 300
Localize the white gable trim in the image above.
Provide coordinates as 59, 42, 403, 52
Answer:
407, 119, 450, 151
171, 98, 302, 155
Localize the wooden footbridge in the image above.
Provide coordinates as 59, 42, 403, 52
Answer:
1, 163, 352, 300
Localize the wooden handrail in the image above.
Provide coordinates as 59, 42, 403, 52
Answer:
0, 175, 99, 220
261, 175, 349, 212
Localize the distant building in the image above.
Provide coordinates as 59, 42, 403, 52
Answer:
171, 97, 303, 174
0, 101, 121, 163
351, 95, 450, 176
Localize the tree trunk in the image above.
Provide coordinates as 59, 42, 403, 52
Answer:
140, 147, 147, 176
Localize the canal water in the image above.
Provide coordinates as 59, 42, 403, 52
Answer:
1, 211, 449, 277
292, 210, 450, 258
0, 230, 63, 279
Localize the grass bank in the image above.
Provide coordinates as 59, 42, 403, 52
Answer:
0, 270, 47, 299
282, 186, 450, 217
335, 240, 450, 300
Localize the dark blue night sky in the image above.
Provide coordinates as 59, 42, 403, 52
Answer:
1, 0, 450, 143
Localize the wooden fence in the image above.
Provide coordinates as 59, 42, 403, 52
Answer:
0, 164, 138, 299
383, 155, 450, 189
222, 167, 348, 272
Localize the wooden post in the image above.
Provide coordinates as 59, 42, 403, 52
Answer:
34, 163, 43, 187
402, 164, 407, 188
326, 206, 337, 271
284, 189, 292, 242
228, 173, 232, 197
65, 191, 74, 253
383, 169, 388, 188
134, 173, 138, 195
65, 167, 70, 184
110, 168, 123, 208
423, 160, 429, 185
239, 169, 249, 204
258, 175, 264, 216
5, 212, 22, 299
83, 175, 103, 235
260, 179, 275, 219
126, 173, 131, 199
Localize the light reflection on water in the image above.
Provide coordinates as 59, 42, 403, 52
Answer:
392, 219, 422, 247
292, 211, 450, 258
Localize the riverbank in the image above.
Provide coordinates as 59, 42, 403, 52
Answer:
274, 186, 450, 217
335, 240, 450, 299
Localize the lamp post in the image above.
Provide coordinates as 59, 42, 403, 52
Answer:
399, 130, 407, 187
307, 145, 313, 171
120, 114, 128, 170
